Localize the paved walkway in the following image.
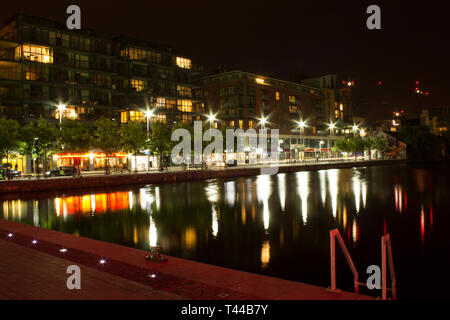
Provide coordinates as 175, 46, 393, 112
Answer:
0, 220, 373, 300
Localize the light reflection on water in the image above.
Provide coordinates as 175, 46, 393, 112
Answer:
1, 163, 450, 298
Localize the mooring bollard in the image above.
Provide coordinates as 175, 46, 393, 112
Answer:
145, 246, 168, 263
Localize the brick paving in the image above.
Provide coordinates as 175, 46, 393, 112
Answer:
0, 220, 374, 300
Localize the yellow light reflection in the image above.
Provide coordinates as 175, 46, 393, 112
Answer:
183, 227, 197, 250
261, 240, 271, 269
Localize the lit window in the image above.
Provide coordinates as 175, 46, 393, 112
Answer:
121, 112, 128, 124
255, 77, 265, 85
288, 95, 296, 103
54, 106, 82, 120
229, 120, 235, 127
129, 111, 145, 122
152, 113, 166, 123
165, 99, 176, 110
155, 97, 166, 108
177, 99, 193, 112
249, 120, 254, 129
289, 105, 298, 113
176, 57, 191, 69
130, 79, 145, 92
340, 103, 344, 111
177, 85, 192, 97
239, 120, 243, 129
16, 44, 53, 63
275, 91, 280, 101
181, 114, 192, 123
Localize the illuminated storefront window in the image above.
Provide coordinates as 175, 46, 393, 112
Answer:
15, 44, 53, 63
177, 99, 193, 112
176, 57, 191, 69
289, 105, 298, 113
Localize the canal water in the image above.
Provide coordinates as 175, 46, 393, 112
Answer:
1, 163, 449, 299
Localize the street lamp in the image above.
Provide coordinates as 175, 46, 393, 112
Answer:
207, 114, 216, 130
352, 124, 359, 138
57, 104, 66, 130
145, 109, 154, 172
145, 109, 154, 138
297, 119, 307, 160
33, 137, 38, 178
328, 122, 336, 159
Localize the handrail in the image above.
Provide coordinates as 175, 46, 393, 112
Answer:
381, 234, 397, 300
330, 228, 359, 293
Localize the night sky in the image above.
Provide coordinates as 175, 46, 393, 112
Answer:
1, 0, 449, 120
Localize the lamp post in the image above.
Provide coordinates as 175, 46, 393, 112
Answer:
328, 122, 335, 159
145, 109, 154, 172
259, 116, 268, 163
352, 124, 359, 137
57, 104, 66, 130
207, 114, 216, 130
298, 120, 306, 161
33, 137, 38, 179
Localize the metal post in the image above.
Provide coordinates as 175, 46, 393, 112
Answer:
330, 230, 336, 291
382, 235, 387, 300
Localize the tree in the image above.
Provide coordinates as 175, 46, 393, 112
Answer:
148, 121, 172, 170
94, 117, 121, 174
333, 139, 349, 153
20, 118, 58, 175
373, 136, 388, 159
363, 137, 375, 158
399, 125, 441, 161
0, 117, 20, 165
119, 122, 147, 173
348, 136, 364, 160
59, 119, 93, 153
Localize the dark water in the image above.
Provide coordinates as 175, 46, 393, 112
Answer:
1, 163, 449, 299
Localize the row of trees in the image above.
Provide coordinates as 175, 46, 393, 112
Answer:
333, 135, 390, 159
0, 116, 182, 174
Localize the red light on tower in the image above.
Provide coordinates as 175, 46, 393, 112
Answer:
378, 81, 382, 85
416, 81, 420, 85
425, 92, 429, 96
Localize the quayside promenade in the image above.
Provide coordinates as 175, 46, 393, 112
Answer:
0, 220, 373, 300
0, 159, 406, 194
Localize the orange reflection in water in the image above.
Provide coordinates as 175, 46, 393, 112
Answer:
54, 192, 130, 215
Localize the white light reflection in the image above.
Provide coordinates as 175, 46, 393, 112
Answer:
296, 171, 309, 224
257, 175, 271, 231
353, 176, 361, 213
327, 170, 339, 217
224, 181, 236, 206
128, 191, 134, 210
319, 170, 327, 206
206, 182, 220, 238
149, 214, 157, 247
278, 174, 286, 212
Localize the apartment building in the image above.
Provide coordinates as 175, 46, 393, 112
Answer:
0, 14, 201, 125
